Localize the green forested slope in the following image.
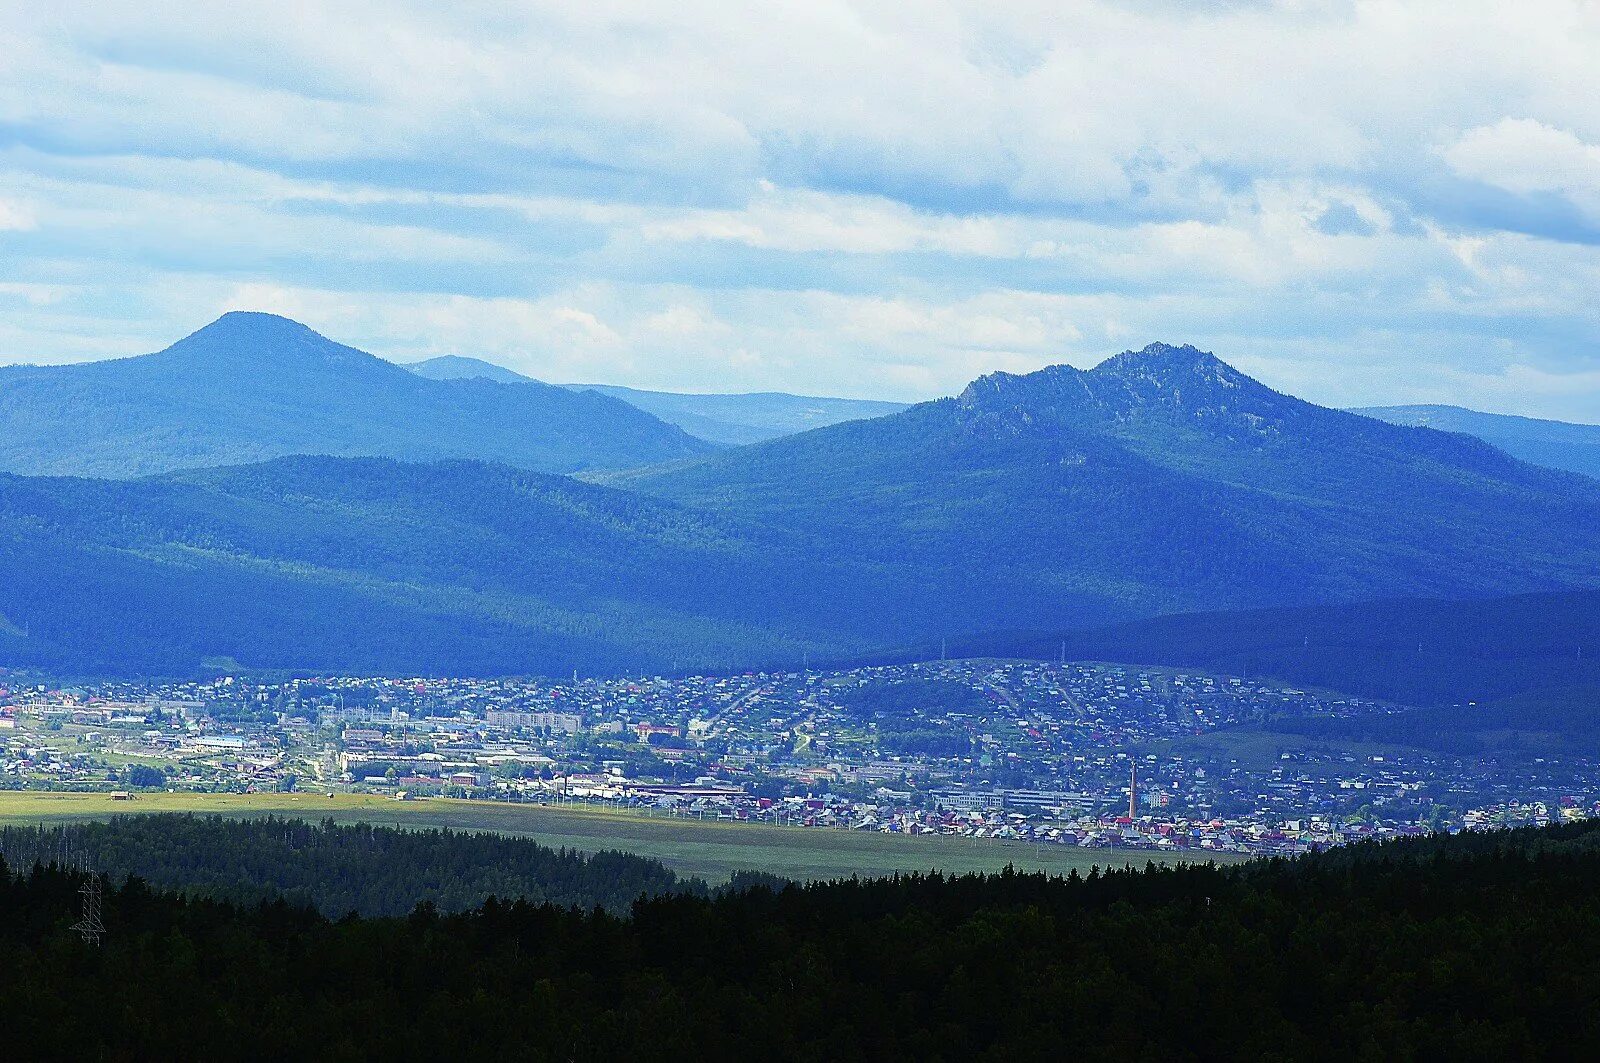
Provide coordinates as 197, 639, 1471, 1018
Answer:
8, 341, 1600, 678
872, 587, 1600, 703
5, 819, 1600, 1059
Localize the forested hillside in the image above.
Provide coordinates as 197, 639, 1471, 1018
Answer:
8, 340, 1600, 679
0, 456, 916, 675
626, 343, 1600, 633
843, 588, 1600, 752
5, 819, 1600, 1059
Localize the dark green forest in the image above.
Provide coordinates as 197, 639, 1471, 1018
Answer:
1266, 685, 1600, 754
5, 816, 1600, 1059
0, 815, 714, 915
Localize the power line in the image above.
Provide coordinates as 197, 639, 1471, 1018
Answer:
69, 851, 106, 947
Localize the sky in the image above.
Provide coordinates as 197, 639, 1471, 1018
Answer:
2, 2, 1600, 419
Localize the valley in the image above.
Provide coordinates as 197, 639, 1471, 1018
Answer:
3, 655, 1588, 873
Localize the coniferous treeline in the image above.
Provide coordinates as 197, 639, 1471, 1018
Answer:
4, 819, 1600, 1058
0, 815, 708, 915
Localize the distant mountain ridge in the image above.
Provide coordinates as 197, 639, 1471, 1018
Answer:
1353, 403, 1600, 480
562, 385, 909, 445
400, 353, 909, 443
0, 313, 710, 477
622, 342, 1600, 635
405, 354, 534, 384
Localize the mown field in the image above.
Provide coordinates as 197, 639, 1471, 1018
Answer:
0, 791, 1240, 881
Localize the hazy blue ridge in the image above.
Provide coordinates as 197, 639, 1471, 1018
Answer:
400, 352, 908, 444
1353, 403, 1600, 480
562, 384, 910, 444
0, 313, 713, 477
404, 354, 537, 384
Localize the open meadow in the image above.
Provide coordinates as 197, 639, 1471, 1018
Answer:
0, 790, 1242, 882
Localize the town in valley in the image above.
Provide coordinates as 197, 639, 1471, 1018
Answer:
2, 659, 1588, 857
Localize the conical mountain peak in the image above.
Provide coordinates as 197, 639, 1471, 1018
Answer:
201, 310, 319, 338
153, 311, 386, 375
0, 313, 712, 476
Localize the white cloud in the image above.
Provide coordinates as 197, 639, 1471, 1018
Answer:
0, 281, 63, 304
0, 197, 35, 230
1444, 118, 1600, 219
1, 1, 1600, 417
8, 1, 1593, 212
182, 280, 1119, 398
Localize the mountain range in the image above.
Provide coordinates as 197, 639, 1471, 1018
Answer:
621, 343, 1600, 630
0, 313, 710, 477
1354, 404, 1600, 481
560, 384, 909, 445
409, 351, 1600, 475
4, 324, 1600, 685
406, 353, 909, 444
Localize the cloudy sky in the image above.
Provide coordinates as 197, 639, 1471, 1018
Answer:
3, 1, 1600, 418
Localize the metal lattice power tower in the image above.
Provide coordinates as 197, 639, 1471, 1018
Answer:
69, 853, 106, 947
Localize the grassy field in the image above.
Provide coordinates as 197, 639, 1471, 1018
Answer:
0, 790, 1241, 882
